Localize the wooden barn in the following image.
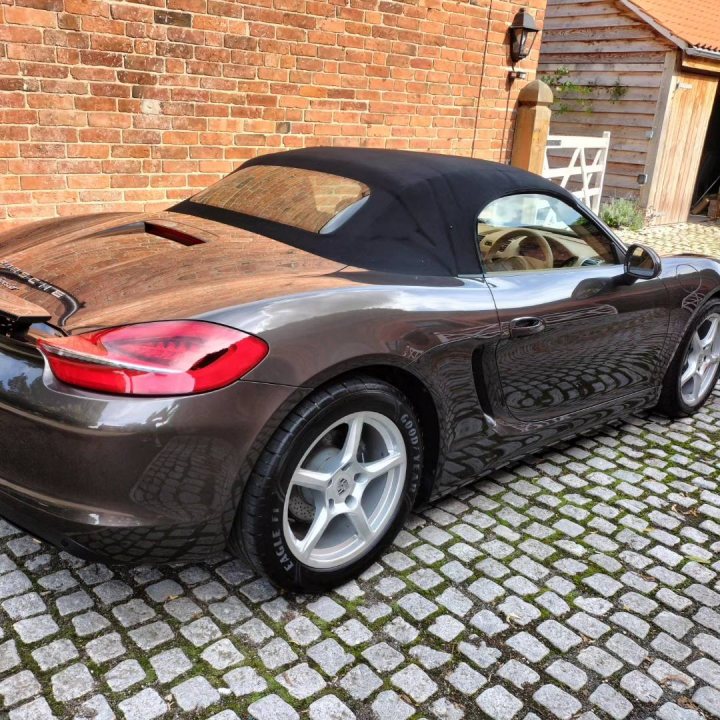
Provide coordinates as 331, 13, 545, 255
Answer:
538, 0, 720, 224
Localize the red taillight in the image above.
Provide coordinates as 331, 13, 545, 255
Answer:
37, 320, 268, 396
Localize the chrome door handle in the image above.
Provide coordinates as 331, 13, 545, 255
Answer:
509, 316, 546, 337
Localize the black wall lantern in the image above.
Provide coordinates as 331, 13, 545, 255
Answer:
509, 8, 539, 64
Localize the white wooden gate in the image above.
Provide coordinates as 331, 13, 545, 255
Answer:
542, 131, 610, 213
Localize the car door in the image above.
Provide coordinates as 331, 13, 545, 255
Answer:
477, 192, 671, 422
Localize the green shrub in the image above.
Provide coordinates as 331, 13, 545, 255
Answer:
600, 197, 644, 231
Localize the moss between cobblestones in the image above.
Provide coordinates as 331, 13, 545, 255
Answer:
2, 382, 720, 719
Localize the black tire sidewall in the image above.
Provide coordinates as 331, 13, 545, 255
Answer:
243, 380, 423, 592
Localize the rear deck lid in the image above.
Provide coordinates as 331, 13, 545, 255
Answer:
0, 212, 351, 333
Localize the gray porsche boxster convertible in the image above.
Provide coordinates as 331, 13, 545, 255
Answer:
1, 147, 719, 591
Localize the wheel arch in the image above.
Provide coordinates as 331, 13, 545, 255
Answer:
676, 287, 720, 352
230, 362, 442, 588
656, 279, 720, 383
655, 292, 720, 417
320, 363, 441, 505
247, 359, 441, 508
231, 359, 442, 563
702, 285, 720, 306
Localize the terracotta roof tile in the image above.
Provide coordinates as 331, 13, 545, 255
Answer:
626, 0, 720, 53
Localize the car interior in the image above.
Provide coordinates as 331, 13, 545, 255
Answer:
477, 193, 618, 272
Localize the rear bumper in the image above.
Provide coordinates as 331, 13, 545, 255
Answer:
0, 340, 299, 562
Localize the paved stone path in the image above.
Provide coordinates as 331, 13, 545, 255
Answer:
0, 220, 720, 720
622, 219, 720, 258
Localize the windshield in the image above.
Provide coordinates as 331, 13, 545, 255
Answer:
189, 165, 371, 234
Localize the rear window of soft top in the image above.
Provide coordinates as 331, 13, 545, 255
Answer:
191, 165, 371, 234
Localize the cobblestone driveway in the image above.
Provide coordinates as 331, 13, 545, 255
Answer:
0, 221, 719, 720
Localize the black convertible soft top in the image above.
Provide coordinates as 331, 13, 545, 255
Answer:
174, 146, 577, 277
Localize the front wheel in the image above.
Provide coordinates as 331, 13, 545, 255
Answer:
230, 377, 423, 592
656, 302, 720, 417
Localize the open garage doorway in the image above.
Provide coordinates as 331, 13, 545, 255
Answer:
692, 88, 720, 221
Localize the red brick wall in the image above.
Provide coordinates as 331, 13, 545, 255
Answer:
0, 0, 546, 228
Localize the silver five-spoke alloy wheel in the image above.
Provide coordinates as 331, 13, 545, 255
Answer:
283, 411, 407, 569
681, 312, 720, 406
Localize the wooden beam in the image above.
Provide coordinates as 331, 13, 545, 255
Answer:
639, 52, 677, 209
682, 53, 720, 76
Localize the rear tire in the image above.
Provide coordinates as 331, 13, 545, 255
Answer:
656, 301, 720, 418
229, 376, 423, 592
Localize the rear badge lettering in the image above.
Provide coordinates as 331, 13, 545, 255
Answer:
0, 278, 19, 291
0, 260, 82, 326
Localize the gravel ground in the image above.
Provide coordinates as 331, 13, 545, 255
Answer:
0, 220, 719, 720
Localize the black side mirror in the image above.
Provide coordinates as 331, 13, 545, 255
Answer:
624, 243, 661, 280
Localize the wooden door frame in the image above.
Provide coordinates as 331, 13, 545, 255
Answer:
639, 51, 677, 211
645, 64, 719, 224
